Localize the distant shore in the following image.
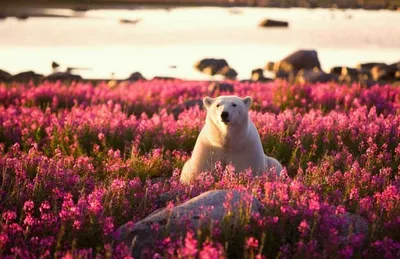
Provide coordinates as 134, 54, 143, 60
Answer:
1, 0, 400, 11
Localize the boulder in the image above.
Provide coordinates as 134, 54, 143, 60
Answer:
152, 76, 179, 81
239, 79, 253, 83
356, 62, 386, 71
296, 69, 338, 84
390, 61, 400, 70
265, 61, 275, 71
326, 213, 369, 246
274, 70, 293, 80
126, 72, 146, 81
0, 69, 11, 82
72, 7, 90, 12
11, 71, 43, 84
171, 99, 203, 119
251, 68, 272, 82
358, 70, 372, 80
115, 190, 263, 258
337, 67, 360, 84
194, 58, 229, 75
371, 64, 397, 81
274, 50, 321, 74
44, 72, 82, 82
259, 19, 289, 27
16, 15, 29, 20
330, 66, 342, 75
218, 66, 238, 79
119, 18, 141, 25
208, 82, 234, 95
338, 75, 354, 84
360, 79, 381, 88
341, 67, 359, 77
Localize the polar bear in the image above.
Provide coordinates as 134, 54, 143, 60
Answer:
180, 95, 282, 184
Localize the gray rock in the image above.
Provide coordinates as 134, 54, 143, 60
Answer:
194, 58, 229, 75
274, 50, 321, 74
251, 68, 273, 82
356, 62, 387, 71
390, 61, 400, 70
330, 66, 342, 75
115, 190, 263, 258
208, 81, 234, 95
0, 69, 11, 82
361, 79, 380, 88
11, 71, 43, 84
153, 76, 179, 81
296, 69, 338, 84
338, 74, 355, 84
325, 213, 369, 245
44, 72, 83, 82
341, 67, 359, 77
371, 64, 397, 81
274, 70, 293, 80
259, 19, 289, 27
119, 18, 141, 25
265, 61, 275, 71
218, 66, 238, 79
126, 72, 146, 81
239, 79, 254, 83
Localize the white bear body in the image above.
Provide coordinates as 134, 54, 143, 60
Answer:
180, 95, 282, 184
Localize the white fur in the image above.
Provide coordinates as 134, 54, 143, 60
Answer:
180, 95, 282, 184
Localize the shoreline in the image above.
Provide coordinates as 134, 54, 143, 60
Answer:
1, 0, 400, 11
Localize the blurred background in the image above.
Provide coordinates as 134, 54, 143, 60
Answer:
0, 0, 399, 81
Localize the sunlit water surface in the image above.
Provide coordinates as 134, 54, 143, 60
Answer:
0, 7, 399, 80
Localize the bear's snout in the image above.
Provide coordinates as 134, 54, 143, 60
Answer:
221, 111, 230, 122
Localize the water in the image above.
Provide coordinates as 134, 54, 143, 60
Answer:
0, 7, 399, 80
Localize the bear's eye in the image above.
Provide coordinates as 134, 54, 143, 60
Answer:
232, 103, 237, 107
216, 104, 220, 108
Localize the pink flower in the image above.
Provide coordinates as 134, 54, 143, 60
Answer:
23, 214, 36, 226
246, 237, 259, 249
73, 220, 81, 230
298, 220, 310, 236
103, 217, 114, 236
339, 246, 353, 258
23, 200, 34, 212
62, 252, 74, 259
40, 201, 51, 213
0, 233, 9, 248
98, 133, 105, 141
2, 210, 17, 222
349, 187, 359, 200
181, 231, 198, 257
199, 242, 223, 259
335, 205, 346, 215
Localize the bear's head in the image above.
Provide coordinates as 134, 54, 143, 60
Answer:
203, 95, 252, 128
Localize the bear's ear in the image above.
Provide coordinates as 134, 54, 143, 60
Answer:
203, 97, 215, 109
242, 96, 252, 109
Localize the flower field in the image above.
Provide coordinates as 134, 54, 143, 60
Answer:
0, 79, 399, 258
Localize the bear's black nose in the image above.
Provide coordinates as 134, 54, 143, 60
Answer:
221, 111, 229, 121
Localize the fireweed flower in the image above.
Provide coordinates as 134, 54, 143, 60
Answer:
0, 80, 399, 257
246, 237, 259, 249
298, 220, 310, 237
